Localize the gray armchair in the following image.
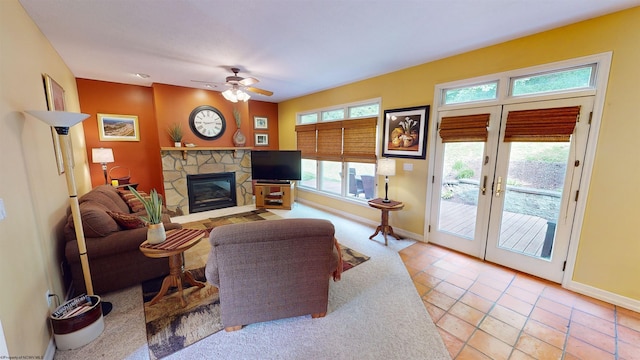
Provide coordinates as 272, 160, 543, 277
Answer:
205, 218, 341, 331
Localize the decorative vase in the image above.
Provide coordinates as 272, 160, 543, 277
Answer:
174, 141, 182, 148
232, 128, 246, 147
147, 223, 166, 244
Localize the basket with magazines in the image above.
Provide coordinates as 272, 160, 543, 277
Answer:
50, 294, 104, 350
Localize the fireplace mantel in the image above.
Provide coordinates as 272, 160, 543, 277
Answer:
161, 146, 253, 160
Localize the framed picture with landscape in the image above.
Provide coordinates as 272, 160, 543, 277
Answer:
43, 73, 67, 174
97, 113, 140, 141
254, 116, 268, 129
381, 105, 430, 159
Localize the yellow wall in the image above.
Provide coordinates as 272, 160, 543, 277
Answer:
1, 0, 91, 356
280, 7, 640, 301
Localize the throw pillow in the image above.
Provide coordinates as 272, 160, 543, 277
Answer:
117, 189, 149, 213
106, 210, 145, 229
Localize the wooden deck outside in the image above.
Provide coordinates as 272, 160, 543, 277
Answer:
439, 201, 551, 258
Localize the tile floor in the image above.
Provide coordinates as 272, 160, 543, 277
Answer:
399, 242, 640, 360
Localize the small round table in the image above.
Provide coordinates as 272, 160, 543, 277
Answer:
139, 229, 206, 307
368, 198, 404, 246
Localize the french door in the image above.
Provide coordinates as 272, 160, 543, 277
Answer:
428, 96, 594, 283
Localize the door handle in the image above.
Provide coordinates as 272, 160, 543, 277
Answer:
481, 176, 487, 195
495, 176, 502, 197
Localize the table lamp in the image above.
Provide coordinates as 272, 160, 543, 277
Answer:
25, 110, 112, 315
377, 158, 396, 203
91, 148, 114, 184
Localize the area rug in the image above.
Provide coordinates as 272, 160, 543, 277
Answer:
143, 209, 369, 360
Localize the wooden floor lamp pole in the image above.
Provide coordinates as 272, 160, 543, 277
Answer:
59, 131, 94, 295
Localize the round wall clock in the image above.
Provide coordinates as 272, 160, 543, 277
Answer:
188, 105, 226, 140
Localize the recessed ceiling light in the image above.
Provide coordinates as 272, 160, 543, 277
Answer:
135, 73, 150, 79
204, 84, 215, 88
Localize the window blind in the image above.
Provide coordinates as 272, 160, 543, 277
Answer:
343, 117, 377, 163
504, 106, 581, 142
439, 113, 490, 143
316, 121, 343, 161
295, 124, 317, 159
295, 116, 377, 163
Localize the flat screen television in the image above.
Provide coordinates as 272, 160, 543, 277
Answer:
251, 150, 302, 183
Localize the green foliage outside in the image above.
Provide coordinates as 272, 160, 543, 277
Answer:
512, 67, 592, 96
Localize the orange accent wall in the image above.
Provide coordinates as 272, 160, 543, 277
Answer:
249, 100, 279, 149
152, 83, 278, 148
77, 79, 165, 194
77, 79, 279, 194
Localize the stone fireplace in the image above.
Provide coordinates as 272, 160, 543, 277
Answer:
161, 149, 252, 215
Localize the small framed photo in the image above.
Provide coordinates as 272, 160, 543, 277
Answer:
43, 73, 67, 174
255, 133, 269, 146
254, 116, 268, 130
381, 105, 430, 159
97, 113, 140, 141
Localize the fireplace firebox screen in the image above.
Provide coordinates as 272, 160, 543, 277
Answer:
187, 172, 237, 213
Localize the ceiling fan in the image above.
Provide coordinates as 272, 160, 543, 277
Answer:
192, 68, 273, 102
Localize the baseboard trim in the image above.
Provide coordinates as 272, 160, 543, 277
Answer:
44, 337, 56, 360
565, 280, 640, 313
295, 199, 424, 241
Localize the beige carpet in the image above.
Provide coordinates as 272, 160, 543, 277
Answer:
53, 204, 450, 359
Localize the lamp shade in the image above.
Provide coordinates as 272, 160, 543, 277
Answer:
91, 148, 114, 164
26, 110, 90, 129
377, 158, 396, 176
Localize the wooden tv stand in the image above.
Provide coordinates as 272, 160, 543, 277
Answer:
255, 182, 295, 210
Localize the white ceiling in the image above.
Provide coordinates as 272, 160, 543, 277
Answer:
18, 0, 640, 103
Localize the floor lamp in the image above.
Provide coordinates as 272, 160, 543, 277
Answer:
26, 110, 112, 315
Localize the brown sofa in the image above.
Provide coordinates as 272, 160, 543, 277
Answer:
205, 218, 341, 331
63, 185, 181, 295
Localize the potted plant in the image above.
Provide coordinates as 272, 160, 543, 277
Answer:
128, 186, 166, 244
168, 123, 184, 147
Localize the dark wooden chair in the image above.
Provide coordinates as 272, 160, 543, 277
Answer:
361, 175, 375, 199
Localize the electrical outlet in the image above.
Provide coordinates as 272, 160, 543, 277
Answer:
46, 290, 52, 306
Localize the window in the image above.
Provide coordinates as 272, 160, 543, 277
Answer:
442, 81, 498, 105
299, 113, 318, 124
322, 109, 345, 121
296, 99, 380, 201
349, 103, 380, 117
510, 64, 595, 96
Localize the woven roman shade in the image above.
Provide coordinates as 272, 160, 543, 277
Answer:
504, 106, 581, 142
316, 121, 343, 161
295, 124, 317, 159
343, 117, 377, 163
439, 113, 490, 143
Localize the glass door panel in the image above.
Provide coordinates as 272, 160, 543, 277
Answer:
497, 142, 569, 258
438, 142, 484, 239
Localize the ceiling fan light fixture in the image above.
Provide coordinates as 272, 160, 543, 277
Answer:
222, 88, 250, 103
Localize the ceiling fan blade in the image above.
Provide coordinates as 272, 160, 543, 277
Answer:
246, 86, 273, 96
239, 77, 259, 86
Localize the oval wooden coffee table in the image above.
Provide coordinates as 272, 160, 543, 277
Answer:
139, 229, 207, 307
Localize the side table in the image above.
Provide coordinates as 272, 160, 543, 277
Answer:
367, 198, 404, 246
139, 228, 207, 307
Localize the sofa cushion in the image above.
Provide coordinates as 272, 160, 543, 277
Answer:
118, 189, 149, 213
107, 210, 145, 229
66, 202, 120, 238
79, 185, 130, 213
